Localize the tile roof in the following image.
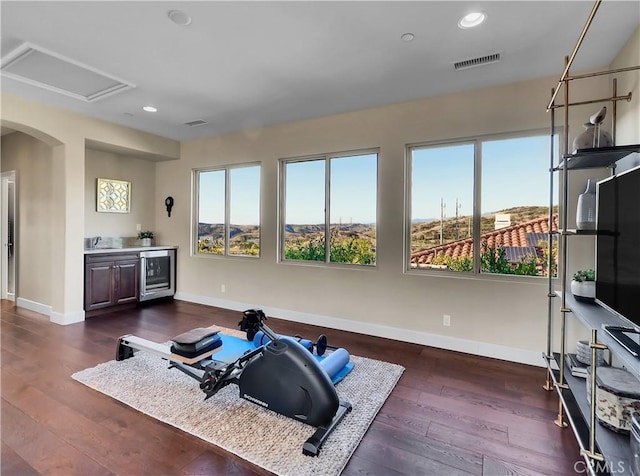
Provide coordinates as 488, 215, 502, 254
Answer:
410, 214, 558, 268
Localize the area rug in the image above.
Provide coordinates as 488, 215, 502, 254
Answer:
72, 328, 404, 476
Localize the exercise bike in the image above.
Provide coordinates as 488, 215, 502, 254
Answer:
116, 309, 352, 456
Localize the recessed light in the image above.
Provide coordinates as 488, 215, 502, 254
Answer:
401, 32, 415, 42
458, 12, 486, 29
168, 10, 191, 26
142, 105, 157, 113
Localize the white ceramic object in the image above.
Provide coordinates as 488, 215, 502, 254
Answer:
571, 279, 595, 302
572, 123, 613, 153
575, 339, 605, 366
576, 179, 596, 230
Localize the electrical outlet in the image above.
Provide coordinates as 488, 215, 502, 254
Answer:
136, 224, 141, 231
221, 284, 226, 293
443, 314, 451, 326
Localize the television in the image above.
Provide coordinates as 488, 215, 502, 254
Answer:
596, 164, 640, 357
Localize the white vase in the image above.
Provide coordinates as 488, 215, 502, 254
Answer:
571, 280, 595, 302
576, 179, 596, 230
141, 238, 152, 247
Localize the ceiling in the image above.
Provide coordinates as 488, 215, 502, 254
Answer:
1, 1, 639, 142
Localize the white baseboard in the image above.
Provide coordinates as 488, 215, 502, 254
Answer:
50, 310, 85, 326
16, 297, 85, 325
174, 292, 543, 367
16, 297, 52, 316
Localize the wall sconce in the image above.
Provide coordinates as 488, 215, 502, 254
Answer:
165, 196, 174, 217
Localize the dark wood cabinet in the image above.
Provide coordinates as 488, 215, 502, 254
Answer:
85, 252, 139, 317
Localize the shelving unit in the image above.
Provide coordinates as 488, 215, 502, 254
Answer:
542, 2, 640, 475
546, 144, 640, 476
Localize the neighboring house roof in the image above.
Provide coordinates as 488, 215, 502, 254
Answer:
410, 214, 558, 267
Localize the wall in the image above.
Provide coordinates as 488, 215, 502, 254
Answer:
1, 132, 53, 309
84, 149, 157, 238
1, 94, 179, 322
156, 71, 614, 366
610, 25, 640, 173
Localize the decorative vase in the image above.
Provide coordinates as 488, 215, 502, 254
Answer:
141, 238, 152, 247
571, 279, 595, 302
576, 179, 596, 230
572, 123, 613, 153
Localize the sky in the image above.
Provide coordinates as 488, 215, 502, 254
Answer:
412, 134, 558, 220
199, 165, 260, 225
198, 135, 558, 225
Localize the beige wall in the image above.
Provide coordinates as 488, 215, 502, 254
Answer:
1, 94, 179, 322
610, 26, 640, 173
85, 149, 157, 238
155, 71, 617, 364
1, 132, 53, 306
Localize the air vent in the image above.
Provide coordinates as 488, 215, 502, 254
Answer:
184, 120, 208, 127
454, 52, 501, 71
0, 42, 135, 102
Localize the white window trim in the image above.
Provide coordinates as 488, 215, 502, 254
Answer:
404, 128, 557, 282
192, 161, 261, 259
278, 148, 379, 268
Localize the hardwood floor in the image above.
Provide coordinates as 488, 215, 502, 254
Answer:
1, 299, 581, 475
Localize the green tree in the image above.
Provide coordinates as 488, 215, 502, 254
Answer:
284, 233, 376, 264
330, 237, 375, 264
480, 243, 515, 274
284, 237, 326, 261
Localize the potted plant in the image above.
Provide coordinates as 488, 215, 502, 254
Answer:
137, 230, 154, 247
571, 269, 595, 302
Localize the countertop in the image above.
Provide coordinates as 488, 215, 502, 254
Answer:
84, 245, 178, 255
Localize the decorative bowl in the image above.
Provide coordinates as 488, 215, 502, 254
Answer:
575, 339, 606, 366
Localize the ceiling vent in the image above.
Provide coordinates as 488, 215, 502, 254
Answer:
0, 42, 135, 102
454, 52, 501, 71
184, 119, 208, 127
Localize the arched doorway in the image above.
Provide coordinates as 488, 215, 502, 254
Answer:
1, 120, 66, 318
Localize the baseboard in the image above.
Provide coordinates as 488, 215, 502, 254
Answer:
16, 297, 52, 316
50, 310, 85, 325
174, 292, 543, 367
16, 297, 85, 325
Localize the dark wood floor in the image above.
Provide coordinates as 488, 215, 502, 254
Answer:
1, 299, 581, 475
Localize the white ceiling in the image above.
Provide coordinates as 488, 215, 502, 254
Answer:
1, 1, 639, 142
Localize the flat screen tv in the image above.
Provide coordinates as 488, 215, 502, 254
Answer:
596, 164, 640, 337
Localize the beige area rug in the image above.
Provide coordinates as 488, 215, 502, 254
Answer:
72, 328, 404, 476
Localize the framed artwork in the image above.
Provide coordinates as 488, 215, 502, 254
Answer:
96, 178, 131, 213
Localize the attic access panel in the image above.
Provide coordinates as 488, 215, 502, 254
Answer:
1, 42, 135, 102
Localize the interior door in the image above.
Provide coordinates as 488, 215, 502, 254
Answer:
1, 171, 16, 301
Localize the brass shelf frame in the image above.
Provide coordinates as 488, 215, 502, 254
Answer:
544, 1, 640, 475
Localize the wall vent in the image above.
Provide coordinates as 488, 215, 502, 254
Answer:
454, 52, 501, 71
0, 42, 135, 102
184, 120, 208, 127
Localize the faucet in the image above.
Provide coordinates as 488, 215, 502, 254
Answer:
93, 236, 102, 248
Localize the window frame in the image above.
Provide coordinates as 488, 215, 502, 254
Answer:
192, 161, 261, 259
278, 148, 379, 268
404, 129, 557, 281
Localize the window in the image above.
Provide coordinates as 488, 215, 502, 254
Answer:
281, 150, 378, 265
408, 134, 557, 277
195, 164, 260, 257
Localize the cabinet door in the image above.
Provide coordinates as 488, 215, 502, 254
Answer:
113, 259, 139, 304
85, 261, 114, 311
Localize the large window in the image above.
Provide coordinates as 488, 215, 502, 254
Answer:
408, 134, 557, 277
195, 164, 260, 257
281, 150, 377, 265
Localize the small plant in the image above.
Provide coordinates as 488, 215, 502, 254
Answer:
137, 230, 154, 240
572, 269, 595, 282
